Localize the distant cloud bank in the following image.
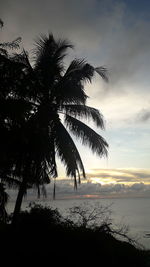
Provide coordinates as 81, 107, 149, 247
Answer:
39, 168, 150, 199
8, 168, 150, 201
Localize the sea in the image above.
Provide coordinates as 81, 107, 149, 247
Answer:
7, 197, 150, 250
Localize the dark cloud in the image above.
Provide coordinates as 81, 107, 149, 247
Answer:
130, 182, 146, 191
1, 0, 150, 71
136, 109, 150, 123
1, 0, 150, 104
1, 0, 150, 109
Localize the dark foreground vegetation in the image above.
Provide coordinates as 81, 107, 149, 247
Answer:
0, 204, 150, 266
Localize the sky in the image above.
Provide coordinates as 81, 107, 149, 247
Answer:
1, 0, 150, 198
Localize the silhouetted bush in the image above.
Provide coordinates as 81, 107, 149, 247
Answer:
14, 202, 62, 227
1, 203, 150, 266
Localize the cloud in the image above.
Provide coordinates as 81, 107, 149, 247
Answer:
41, 168, 150, 198
136, 109, 150, 123
88, 168, 150, 182
7, 169, 150, 201
44, 177, 150, 199
2, 0, 150, 71
130, 182, 146, 191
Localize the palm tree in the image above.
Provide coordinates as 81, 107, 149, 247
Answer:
1, 34, 108, 224
0, 19, 25, 212
0, 20, 47, 221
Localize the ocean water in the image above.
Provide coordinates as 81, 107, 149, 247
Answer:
8, 197, 150, 250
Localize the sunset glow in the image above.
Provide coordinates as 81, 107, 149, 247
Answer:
86, 168, 150, 186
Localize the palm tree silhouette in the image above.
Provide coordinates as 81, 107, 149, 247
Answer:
0, 19, 24, 214
0, 33, 108, 224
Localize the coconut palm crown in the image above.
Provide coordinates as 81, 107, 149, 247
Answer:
12, 34, 108, 186
1, 34, 108, 221
24, 34, 108, 184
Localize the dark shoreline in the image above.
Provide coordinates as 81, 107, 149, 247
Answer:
1, 203, 150, 266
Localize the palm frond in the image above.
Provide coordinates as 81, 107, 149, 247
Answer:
33, 34, 72, 74
65, 59, 95, 82
0, 37, 21, 50
55, 59, 95, 105
11, 49, 31, 68
26, 119, 58, 179
65, 115, 108, 157
95, 66, 108, 82
55, 81, 88, 105
0, 19, 4, 28
60, 104, 105, 128
53, 38, 74, 64
8, 50, 43, 102
46, 133, 58, 178
53, 178, 56, 199
33, 34, 56, 59
53, 119, 86, 181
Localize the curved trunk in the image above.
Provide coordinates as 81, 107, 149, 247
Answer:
12, 178, 27, 226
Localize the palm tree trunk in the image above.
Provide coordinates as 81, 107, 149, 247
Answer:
12, 178, 27, 226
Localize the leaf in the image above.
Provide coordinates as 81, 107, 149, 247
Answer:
64, 59, 95, 85
55, 59, 95, 105
33, 34, 72, 74
0, 37, 21, 50
61, 104, 105, 128
53, 118, 86, 181
65, 115, 108, 157
53, 179, 56, 200
0, 19, 4, 28
95, 66, 108, 82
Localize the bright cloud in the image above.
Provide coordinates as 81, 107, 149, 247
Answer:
35, 168, 150, 199
87, 168, 150, 184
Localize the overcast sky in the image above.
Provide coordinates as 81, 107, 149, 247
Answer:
1, 0, 150, 198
